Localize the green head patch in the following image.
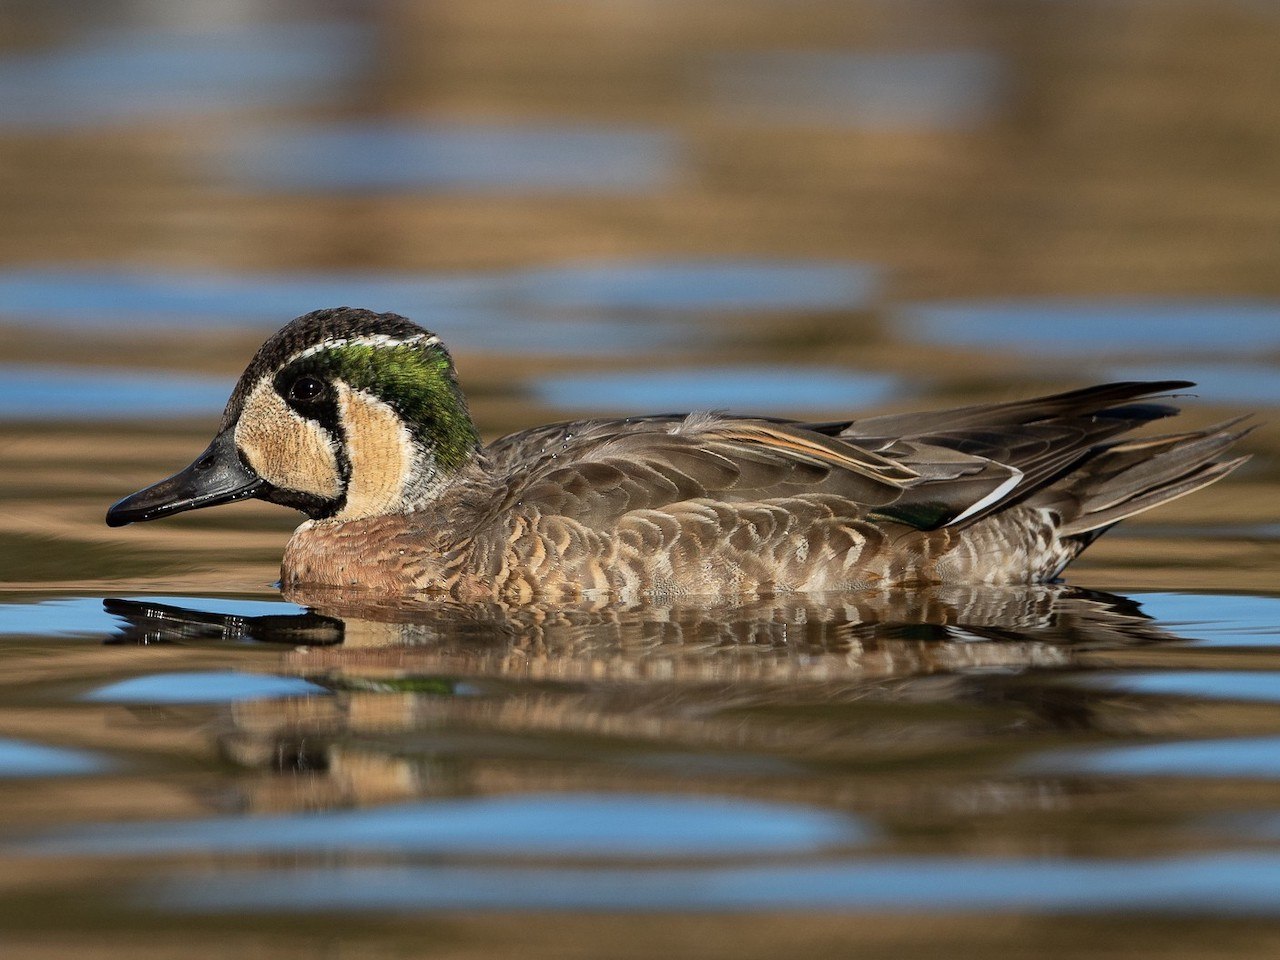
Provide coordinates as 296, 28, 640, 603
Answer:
273, 332, 480, 473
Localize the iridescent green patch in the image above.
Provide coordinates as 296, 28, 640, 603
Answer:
286, 340, 480, 472
868, 500, 955, 530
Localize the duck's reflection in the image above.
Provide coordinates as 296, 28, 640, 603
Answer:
107, 584, 1173, 665
100, 587, 1189, 825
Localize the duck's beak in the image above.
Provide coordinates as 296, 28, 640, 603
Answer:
106, 429, 265, 527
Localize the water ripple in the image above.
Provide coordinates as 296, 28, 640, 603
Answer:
145, 853, 1280, 914
899, 299, 1280, 355
0, 22, 373, 129
221, 121, 680, 193
23, 794, 865, 859
81, 671, 329, 705
534, 367, 900, 412
0, 738, 107, 778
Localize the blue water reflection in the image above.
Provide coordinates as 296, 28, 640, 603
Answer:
513, 260, 879, 312
0, 738, 106, 778
222, 122, 680, 193
0, 269, 485, 326
1105, 363, 1280, 405
0, 271, 686, 354
0, 262, 876, 318
0, 260, 877, 352
149, 852, 1280, 914
0, 597, 125, 638
0, 365, 231, 420
0, 596, 303, 639
1029, 735, 1280, 779
710, 51, 1003, 130
82, 671, 328, 705
0, 22, 372, 129
1074, 671, 1280, 702
1127, 593, 1280, 647
535, 367, 900, 412
27, 794, 864, 859
900, 300, 1280, 355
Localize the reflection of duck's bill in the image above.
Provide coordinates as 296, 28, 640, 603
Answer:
103, 598, 344, 646
106, 430, 263, 527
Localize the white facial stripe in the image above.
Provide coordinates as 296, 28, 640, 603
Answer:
288, 333, 439, 365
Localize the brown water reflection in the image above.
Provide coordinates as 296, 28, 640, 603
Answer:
93, 587, 1174, 823
66, 586, 1265, 834
2, 583, 1280, 957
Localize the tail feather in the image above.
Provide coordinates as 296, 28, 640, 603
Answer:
1080, 422, 1249, 513
845, 381, 1227, 532
842, 380, 1193, 444
1055, 420, 1252, 537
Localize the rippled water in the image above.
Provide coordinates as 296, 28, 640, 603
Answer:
3, 2, 1280, 958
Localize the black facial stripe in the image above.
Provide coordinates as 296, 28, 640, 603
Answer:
220, 308, 431, 430
259, 483, 343, 521
271, 368, 353, 518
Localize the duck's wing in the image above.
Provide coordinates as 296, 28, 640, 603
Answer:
500, 415, 1024, 531
484, 413, 810, 472
484, 416, 685, 472
497, 382, 1214, 533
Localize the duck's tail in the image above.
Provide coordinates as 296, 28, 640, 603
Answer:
842, 379, 1251, 538
1047, 417, 1252, 541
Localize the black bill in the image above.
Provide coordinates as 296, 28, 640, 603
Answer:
105, 429, 264, 527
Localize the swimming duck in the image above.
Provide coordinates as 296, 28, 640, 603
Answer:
106, 307, 1248, 601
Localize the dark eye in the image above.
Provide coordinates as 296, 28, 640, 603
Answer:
288, 376, 326, 402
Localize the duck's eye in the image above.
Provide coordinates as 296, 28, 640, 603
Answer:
288, 376, 326, 402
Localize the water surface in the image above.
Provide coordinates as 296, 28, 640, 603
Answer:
2, 2, 1280, 959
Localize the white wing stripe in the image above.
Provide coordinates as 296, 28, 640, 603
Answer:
947, 467, 1025, 526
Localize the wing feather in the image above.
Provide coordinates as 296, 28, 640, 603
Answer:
482, 382, 1208, 536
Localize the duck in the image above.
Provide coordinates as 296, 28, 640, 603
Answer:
106, 307, 1249, 602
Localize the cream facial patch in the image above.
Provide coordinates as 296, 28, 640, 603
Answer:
333, 383, 423, 520
234, 378, 342, 499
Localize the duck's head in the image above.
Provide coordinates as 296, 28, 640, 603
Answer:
106, 307, 480, 527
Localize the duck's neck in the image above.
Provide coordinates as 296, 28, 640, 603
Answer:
331, 382, 481, 522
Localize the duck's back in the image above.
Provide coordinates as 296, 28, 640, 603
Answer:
447, 382, 1246, 601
